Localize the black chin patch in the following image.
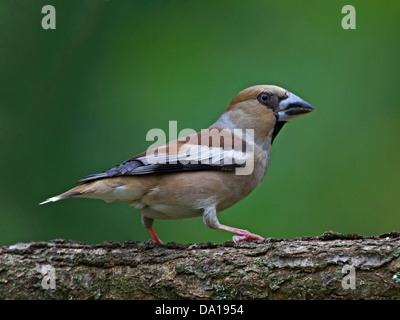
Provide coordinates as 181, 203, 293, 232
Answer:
272, 121, 286, 144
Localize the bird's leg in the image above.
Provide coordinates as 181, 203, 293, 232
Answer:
142, 215, 163, 244
203, 207, 264, 243
147, 226, 163, 244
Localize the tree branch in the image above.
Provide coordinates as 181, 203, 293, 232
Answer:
1, 232, 400, 299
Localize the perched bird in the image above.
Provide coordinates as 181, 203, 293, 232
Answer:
40, 85, 314, 243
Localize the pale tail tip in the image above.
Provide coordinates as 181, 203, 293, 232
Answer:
39, 196, 61, 205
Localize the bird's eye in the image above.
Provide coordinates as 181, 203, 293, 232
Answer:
257, 92, 271, 104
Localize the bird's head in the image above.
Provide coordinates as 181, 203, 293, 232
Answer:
221, 85, 315, 144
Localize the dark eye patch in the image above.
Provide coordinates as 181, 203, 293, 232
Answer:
257, 91, 278, 109
257, 92, 270, 104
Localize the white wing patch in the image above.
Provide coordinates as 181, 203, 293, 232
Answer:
140, 144, 248, 166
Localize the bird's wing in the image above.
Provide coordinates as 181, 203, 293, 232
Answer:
77, 129, 249, 184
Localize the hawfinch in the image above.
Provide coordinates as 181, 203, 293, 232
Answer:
41, 85, 314, 243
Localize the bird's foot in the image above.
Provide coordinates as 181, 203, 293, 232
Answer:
148, 239, 163, 244
217, 224, 264, 243
232, 230, 264, 243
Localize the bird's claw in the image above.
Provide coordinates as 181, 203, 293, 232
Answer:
232, 230, 264, 243
148, 238, 163, 244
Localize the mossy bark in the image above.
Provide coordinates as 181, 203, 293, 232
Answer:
1, 232, 400, 300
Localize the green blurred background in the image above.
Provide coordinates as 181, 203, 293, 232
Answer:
0, 0, 399, 245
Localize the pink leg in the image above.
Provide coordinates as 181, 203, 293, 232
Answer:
147, 226, 163, 244
218, 224, 264, 243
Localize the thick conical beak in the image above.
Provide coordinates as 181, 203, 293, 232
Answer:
277, 91, 315, 122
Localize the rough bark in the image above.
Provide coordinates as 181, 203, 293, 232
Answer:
1, 231, 400, 300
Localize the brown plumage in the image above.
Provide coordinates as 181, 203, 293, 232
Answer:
40, 85, 314, 243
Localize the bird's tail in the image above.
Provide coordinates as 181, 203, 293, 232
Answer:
39, 185, 94, 205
